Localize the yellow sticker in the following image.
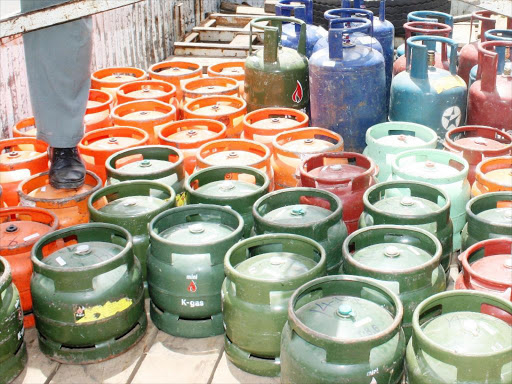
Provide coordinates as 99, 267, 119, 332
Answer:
176, 191, 187, 207
74, 298, 133, 323
431, 76, 466, 94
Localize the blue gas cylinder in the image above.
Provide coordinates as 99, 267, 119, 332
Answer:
310, 17, 386, 152
276, 0, 327, 58
389, 35, 467, 139
469, 29, 512, 88
396, 10, 454, 57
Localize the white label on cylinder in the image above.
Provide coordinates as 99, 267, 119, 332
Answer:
23, 233, 40, 242
55, 256, 67, 266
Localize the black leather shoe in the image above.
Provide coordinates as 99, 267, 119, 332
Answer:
49, 147, 86, 189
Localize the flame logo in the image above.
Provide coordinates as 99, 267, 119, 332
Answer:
292, 80, 303, 104
187, 280, 197, 293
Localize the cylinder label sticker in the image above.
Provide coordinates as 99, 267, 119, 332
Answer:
292, 81, 303, 103
441, 106, 462, 130
73, 298, 133, 323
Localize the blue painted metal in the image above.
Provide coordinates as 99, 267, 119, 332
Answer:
310, 17, 386, 153
469, 29, 512, 88
276, 0, 327, 58
389, 35, 467, 138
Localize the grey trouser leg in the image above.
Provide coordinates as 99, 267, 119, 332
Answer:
22, 17, 93, 147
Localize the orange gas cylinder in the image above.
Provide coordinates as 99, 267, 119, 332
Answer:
196, 139, 273, 189
444, 126, 512, 185
242, 107, 309, 149
84, 89, 114, 133
183, 95, 247, 138
299, 152, 377, 234
116, 80, 178, 111
456, 238, 512, 324
207, 61, 245, 95
148, 61, 202, 101
271, 127, 344, 190
182, 76, 239, 102
78, 126, 150, 183
111, 100, 177, 144
471, 156, 512, 196
0, 186, 5, 207
91, 67, 147, 100
12, 116, 37, 139
18, 171, 102, 228
0, 138, 49, 207
0, 207, 58, 328
393, 21, 451, 76
158, 119, 227, 175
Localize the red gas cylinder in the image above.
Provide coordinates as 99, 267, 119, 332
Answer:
111, 100, 177, 144
78, 126, 150, 183
207, 61, 245, 95
158, 119, 227, 175
85, 89, 114, 133
471, 156, 512, 196
116, 80, 178, 112
467, 40, 512, 130
393, 22, 451, 76
0, 207, 58, 328
0, 138, 49, 207
12, 116, 37, 139
299, 152, 377, 234
148, 61, 202, 101
444, 125, 512, 184
91, 66, 147, 100
456, 238, 512, 324
457, 10, 497, 85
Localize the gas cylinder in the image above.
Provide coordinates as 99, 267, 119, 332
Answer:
116, 80, 178, 112
280, 274, 405, 384
471, 156, 512, 196
0, 186, 4, 207
12, 116, 37, 139
223, 234, 326, 376
0, 137, 49, 207
105, 145, 186, 204
85, 89, 114, 133
406, 291, 512, 384
18, 171, 102, 229
363, 121, 437, 182
185, 166, 270, 238
389, 36, 467, 137
245, 16, 309, 112
393, 21, 451, 76
342, 225, 445, 339
467, 40, 512, 131
0, 207, 58, 329
91, 66, 147, 100
444, 126, 512, 185
89, 181, 175, 285
462, 192, 512, 251
31, 223, 147, 363
456, 238, 512, 324
359, 181, 453, 274
299, 152, 377, 234
0, 256, 27, 383
252, 188, 347, 274
207, 61, 245, 95
182, 77, 239, 104
111, 100, 177, 145
148, 61, 202, 102
78, 126, 150, 183
148, 204, 243, 337
275, 0, 327, 58
158, 119, 227, 175
391, 149, 470, 251
242, 107, 309, 149
195, 139, 273, 188
271, 127, 343, 189
458, 10, 497, 85
310, 18, 386, 153
183, 95, 247, 138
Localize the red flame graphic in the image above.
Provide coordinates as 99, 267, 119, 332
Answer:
187, 280, 197, 293
292, 80, 303, 104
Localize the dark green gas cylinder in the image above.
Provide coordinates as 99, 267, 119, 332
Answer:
148, 204, 243, 338
245, 16, 309, 112
222, 234, 326, 377
31, 223, 146, 364
252, 187, 347, 274
280, 275, 406, 384
105, 145, 186, 205
0, 257, 27, 384
88, 181, 176, 286
185, 165, 270, 237
406, 291, 512, 383
342, 225, 445, 339
359, 180, 453, 273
